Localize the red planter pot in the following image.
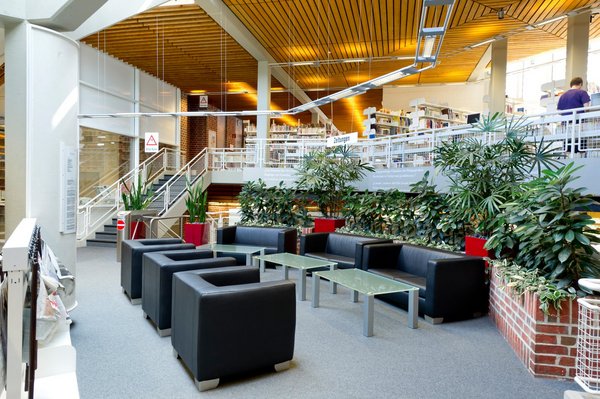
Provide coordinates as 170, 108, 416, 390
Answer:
313, 218, 345, 233
130, 221, 146, 239
184, 222, 210, 246
465, 235, 490, 257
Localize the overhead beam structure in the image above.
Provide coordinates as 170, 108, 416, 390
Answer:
80, 0, 456, 120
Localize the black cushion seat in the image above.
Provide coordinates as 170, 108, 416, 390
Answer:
141, 249, 238, 336
170, 266, 296, 391
299, 232, 392, 270
363, 243, 486, 323
217, 225, 297, 265
121, 238, 195, 303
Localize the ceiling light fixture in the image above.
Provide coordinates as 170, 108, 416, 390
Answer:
468, 38, 496, 49
290, 61, 315, 66
421, 36, 436, 58
533, 14, 568, 27
343, 58, 367, 63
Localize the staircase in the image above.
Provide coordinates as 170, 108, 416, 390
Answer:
86, 217, 118, 247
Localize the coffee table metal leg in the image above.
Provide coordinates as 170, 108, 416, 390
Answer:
259, 249, 265, 272
283, 265, 289, 280
299, 270, 307, 301
352, 290, 358, 303
248, 253, 253, 267
330, 263, 337, 294
312, 274, 320, 308
408, 289, 419, 329
364, 294, 374, 337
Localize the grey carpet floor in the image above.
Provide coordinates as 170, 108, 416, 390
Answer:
71, 246, 577, 399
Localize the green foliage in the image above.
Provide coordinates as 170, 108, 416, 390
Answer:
121, 173, 153, 211
336, 226, 461, 252
486, 163, 600, 290
238, 179, 301, 227
434, 113, 561, 237
185, 177, 208, 223
296, 145, 375, 218
492, 259, 577, 315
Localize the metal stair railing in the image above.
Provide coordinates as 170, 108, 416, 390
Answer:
148, 148, 208, 216
79, 160, 131, 200
76, 147, 177, 241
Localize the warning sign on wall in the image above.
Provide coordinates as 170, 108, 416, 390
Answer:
198, 95, 208, 109
145, 132, 159, 153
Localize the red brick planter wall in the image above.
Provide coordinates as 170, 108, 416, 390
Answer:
489, 265, 579, 379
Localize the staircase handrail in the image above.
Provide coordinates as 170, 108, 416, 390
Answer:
150, 148, 208, 215
77, 147, 177, 240
79, 160, 131, 199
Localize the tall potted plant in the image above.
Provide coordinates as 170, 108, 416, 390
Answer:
183, 177, 209, 246
121, 173, 153, 239
434, 113, 560, 255
296, 145, 374, 232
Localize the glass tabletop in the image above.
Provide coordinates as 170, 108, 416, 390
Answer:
314, 269, 417, 295
197, 243, 266, 255
254, 253, 336, 270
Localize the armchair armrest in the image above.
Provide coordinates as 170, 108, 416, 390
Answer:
425, 257, 486, 319
158, 249, 213, 261
217, 226, 237, 244
278, 228, 298, 254
300, 233, 329, 255
361, 243, 402, 271
354, 239, 393, 270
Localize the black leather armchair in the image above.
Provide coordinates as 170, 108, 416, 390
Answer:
121, 239, 195, 304
141, 249, 238, 336
217, 225, 297, 264
171, 266, 296, 391
363, 243, 486, 323
300, 232, 392, 270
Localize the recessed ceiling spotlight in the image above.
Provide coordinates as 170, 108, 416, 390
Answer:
497, 9, 505, 20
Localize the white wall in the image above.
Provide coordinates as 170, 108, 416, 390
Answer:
383, 81, 489, 113
79, 43, 178, 145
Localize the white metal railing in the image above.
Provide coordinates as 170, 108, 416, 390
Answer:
76, 147, 178, 241
207, 105, 600, 171
79, 160, 131, 200
145, 211, 231, 243
149, 148, 208, 215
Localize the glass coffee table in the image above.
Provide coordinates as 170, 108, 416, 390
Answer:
312, 268, 419, 337
254, 253, 337, 301
197, 243, 266, 271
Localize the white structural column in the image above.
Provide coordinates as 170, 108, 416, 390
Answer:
256, 60, 270, 165
5, 21, 79, 270
565, 11, 590, 87
489, 38, 508, 115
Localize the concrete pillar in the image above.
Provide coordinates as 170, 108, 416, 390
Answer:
256, 60, 271, 139
565, 11, 590, 88
489, 38, 507, 115
132, 69, 141, 171
5, 21, 79, 270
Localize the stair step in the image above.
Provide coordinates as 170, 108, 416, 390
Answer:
104, 224, 117, 233
86, 239, 117, 248
95, 231, 117, 240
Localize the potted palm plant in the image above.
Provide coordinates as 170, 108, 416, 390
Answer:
121, 173, 153, 239
296, 145, 374, 233
183, 177, 209, 246
434, 113, 560, 255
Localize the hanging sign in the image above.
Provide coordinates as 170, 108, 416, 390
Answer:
145, 132, 159, 153
327, 132, 358, 147
198, 95, 208, 109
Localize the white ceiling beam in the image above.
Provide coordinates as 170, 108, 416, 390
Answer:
65, 0, 171, 40
195, 0, 329, 123
468, 46, 492, 82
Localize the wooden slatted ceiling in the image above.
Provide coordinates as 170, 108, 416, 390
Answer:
82, 5, 257, 93
82, 0, 600, 115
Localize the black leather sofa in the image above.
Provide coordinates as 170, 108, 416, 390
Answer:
171, 266, 296, 391
141, 249, 238, 336
121, 239, 195, 304
299, 232, 392, 269
363, 243, 487, 323
216, 225, 297, 264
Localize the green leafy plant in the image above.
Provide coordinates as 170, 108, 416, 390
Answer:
434, 113, 561, 237
492, 259, 577, 315
238, 179, 301, 227
296, 145, 374, 218
121, 173, 153, 211
185, 177, 208, 223
486, 163, 600, 289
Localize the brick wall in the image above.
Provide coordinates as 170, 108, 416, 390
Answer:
489, 265, 579, 379
180, 94, 189, 164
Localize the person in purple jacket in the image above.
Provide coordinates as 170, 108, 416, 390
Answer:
558, 77, 591, 111
558, 77, 591, 155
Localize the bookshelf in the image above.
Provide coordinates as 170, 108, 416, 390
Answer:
362, 107, 411, 138
243, 121, 328, 140
408, 99, 473, 131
